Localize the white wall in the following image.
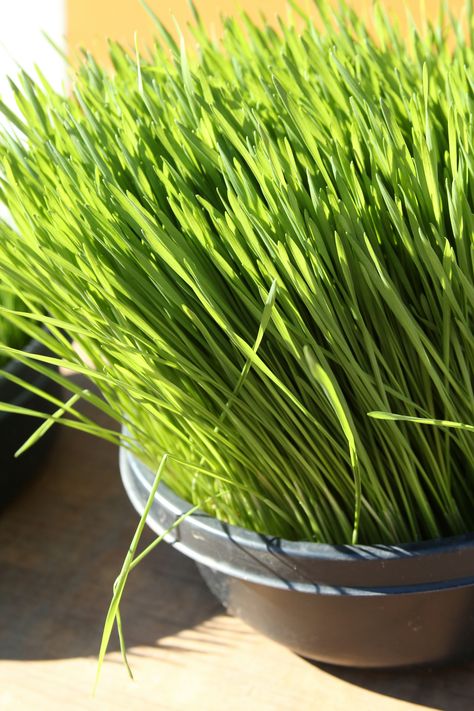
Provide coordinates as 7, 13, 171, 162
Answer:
0, 0, 65, 123
0, 0, 65, 223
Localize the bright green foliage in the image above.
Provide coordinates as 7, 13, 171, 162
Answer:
0, 1, 473, 544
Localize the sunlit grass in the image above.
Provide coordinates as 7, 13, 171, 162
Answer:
0, 0, 473, 550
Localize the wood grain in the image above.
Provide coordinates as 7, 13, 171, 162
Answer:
0, 380, 474, 710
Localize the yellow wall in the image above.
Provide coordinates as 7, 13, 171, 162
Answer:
67, 0, 311, 60
67, 0, 465, 62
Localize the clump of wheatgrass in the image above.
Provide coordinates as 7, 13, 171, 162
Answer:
0, 0, 473, 558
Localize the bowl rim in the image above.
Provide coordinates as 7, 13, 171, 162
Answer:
121, 439, 474, 558
120, 443, 474, 592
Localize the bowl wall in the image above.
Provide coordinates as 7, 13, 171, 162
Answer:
120, 444, 474, 668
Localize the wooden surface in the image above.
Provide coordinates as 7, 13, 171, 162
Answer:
1, 385, 474, 710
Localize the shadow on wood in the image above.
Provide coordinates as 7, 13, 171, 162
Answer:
0, 384, 222, 662
313, 660, 474, 711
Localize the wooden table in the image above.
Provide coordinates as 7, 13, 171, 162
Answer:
1, 385, 473, 710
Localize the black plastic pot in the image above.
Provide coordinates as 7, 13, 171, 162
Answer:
120, 445, 474, 669
0, 339, 60, 506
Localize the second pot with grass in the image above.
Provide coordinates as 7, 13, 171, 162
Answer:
0, 303, 60, 505
0, 0, 473, 674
